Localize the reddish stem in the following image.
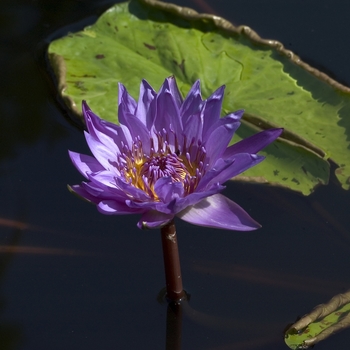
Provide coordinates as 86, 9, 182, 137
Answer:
160, 220, 185, 302
165, 301, 183, 350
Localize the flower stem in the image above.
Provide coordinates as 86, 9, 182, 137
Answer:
160, 220, 185, 302
165, 301, 183, 350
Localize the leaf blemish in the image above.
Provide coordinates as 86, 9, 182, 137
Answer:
273, 170, 279, 176
144, 43, 156, 50
95, 54, 105, 59
173, 59, 185, 75
74, 81, 88, 91
71, 74, 96, 78
292, 178, 300, 185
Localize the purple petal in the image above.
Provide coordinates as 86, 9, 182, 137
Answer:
68, 151, 104, 178
172, 182, 224, 214
223, 128, 283, 159
83, 174, 128, 201
177, 193, 261, 231
137, 210, 174, 229
202, 85, 225, 137
182, 111, 203, 148
86, 170, 118, 189
212, 154, 264, 185
195, 158, 234, 191
125, 199, 171, 214
83, 101, 121, 155
203, 110, 243, 141
166, 76, 183, 108
115, 177, 151, 202
117, 104, 151, 153
97, 199, 144, 215
198, 154, 264, 191
84, 132, 119, 174
126, 183, 223, 215
154, 177, 184, 204
154, 81, 182, 135
204, 115, 242, 165
135, 79, 157, 128
68, 184, 99, 203
82, 101, 135, 155
118, 83, 137, 114
180, 80, 202, 126
81, 181, 108, 198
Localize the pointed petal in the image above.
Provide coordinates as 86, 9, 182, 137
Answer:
177, 194, 260, 231
125, 199, 170, 214
180, 80, 202, 125
204, 115, 242, 165
97, 200, 144, 215
115, 177, 151, 202
118, 83, 137, 114
182, 111, 202, 147
117, 103, 151, 152
82, 101, 121, 155
202, 85, 225, 136
137, 211, 174, 229
83, 174, 128, 201
68, 151, 104, 178
135, 79, 157, 127
86, 170, 118, 188
166, 76, 183, 108
196, 158, 234, 191
223, 128, 283, 159
154, 82, 182, 135
203, 110, 243, 141
81, 181, 105, 198
68, 184, 99, 203
84, 132, 118, 173
198, 154, 264, 191
172, 183, 224, 214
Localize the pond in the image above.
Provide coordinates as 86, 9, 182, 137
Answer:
1, 0, 349, 349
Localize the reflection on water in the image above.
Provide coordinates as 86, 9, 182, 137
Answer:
0, 0, 349, 349
0, 218, 24, 349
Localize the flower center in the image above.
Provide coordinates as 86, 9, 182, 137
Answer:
118, 132, 207, 201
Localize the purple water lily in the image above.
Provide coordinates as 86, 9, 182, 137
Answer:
69, 77, 282, 230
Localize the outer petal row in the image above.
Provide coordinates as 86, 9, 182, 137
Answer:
223, 128, 283, 159
68, 151, 104, 178
177, 193, 260, 231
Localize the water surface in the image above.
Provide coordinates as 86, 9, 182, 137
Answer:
0, 0, 349, 349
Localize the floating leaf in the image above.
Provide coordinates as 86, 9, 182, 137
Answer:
285, 290, 350, 349
48, 0, 350, 194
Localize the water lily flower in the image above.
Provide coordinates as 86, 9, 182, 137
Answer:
68, 77, 282, 230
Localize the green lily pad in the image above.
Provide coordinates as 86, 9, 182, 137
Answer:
285, 291, 350, 349
48, 0, 350, 194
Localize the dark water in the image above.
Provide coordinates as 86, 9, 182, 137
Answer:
0, 0, 349, 349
